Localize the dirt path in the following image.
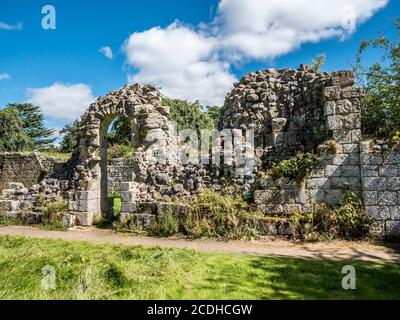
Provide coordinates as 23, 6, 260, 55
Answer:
0, 225, 399, 262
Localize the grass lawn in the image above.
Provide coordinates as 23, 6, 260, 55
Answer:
0, 235, 399, 300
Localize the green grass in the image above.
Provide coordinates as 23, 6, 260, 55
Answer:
0, 235, 399, 300
21, 151, 72, 162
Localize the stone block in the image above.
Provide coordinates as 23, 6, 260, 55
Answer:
386, 221, 400, 237
325, 165, 341, 177
384, 152, 400, 165
365, 206, 390, 221
121, 202, 137, 213
308, 189, 326, 203
387, 178, 400, 191
379, 166, 398, 177
325, 190, 344, 206
7, 182, 24, 189
351, 130, 362, 143
310, 167, 325, 178
344, 153, 360, 166
119, 182, 135, 192
307, 178, 330, 190
120, 191, 136, 202
75, 190, 97, 201
252, 219, 279, 236
335, 99, 353, 114
362, 165, 379, 177
0, 200, 19, 212
363, 177, 386, 191
342, 166, 360, 177
327, 115, 343, 130
390, 207, 400, 220
363, 191, 378, 206
377, 192, 398, 206
76, 212, 100, 226
342, 144, 360, 154
254, 190, 276, 205
332, 131, 352, 144
68, 199, 99, 213
325, 101, 335, 115
361, 154, 383, 165
63, 213, 76, 227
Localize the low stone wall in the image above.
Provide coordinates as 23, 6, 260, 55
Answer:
0, 153, 58, 191
361, 141, 400, 236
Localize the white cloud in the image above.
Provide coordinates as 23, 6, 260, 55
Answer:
27, 83, 96, 121
0, 73, 10, 80
122, 0, 388, 105
0, 21, 22, 30
215, 0, 389, 60
99, 46, 114, 59
124, 23, 236, 106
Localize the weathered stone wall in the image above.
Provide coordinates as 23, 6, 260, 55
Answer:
0, 67, 399, 236
361, 141, 400, 236
0, 153, 58, 191
244, 68, 363, 212
107, 158, 135, 193
220, 65, 332, 167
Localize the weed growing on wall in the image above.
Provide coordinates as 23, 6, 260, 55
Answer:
290, 192, 375, 241
269, 152, 320, 182
42, 199, 68, 230
149, 189, 261, 240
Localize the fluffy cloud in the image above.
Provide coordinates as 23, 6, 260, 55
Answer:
124, 23, 236, 106
99, 46, 114, 59
215, 0, 389, 60
27, 83, 96, 121
0, 21, 22, 30
0, 73, 10, 80
123, 0, 388, 105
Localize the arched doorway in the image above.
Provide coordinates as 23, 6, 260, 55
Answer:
69, 84, 178, 226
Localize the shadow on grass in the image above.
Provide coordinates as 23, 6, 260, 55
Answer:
193, 256, 400, 300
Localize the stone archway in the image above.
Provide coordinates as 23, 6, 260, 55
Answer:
68, 84, 178, 226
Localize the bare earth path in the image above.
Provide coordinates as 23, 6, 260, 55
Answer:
0, 225, 399, 262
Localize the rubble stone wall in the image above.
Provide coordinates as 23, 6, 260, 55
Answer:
0, 67, 399, 236
0, 153, 57, 191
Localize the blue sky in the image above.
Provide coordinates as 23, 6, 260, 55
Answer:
0, 0, 398, 132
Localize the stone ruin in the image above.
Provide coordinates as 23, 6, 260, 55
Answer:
0, 66, 399, 236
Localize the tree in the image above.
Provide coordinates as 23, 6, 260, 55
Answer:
59, 121, 80, 153
107, 117, 132, 146
0, 108, 33, 152
355, 19, 400, 142
309, 53, 327, 72
206, 106, 221, 123
163, 97, 216, 135
6, 103, 55, 150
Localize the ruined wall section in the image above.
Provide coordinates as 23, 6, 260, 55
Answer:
361, 141, 400, 236
219, 66, 331, 168
0, 153, 60, 191
240, 69, 365, 213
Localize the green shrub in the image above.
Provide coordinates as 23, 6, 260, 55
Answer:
391, 131, 400, 149
42, 200, 68, 230
107, 144, 134, 159
143, 189, 261, 240
182, 189, 261, 239
269, 152, 320, 182
151, 211, 180, 237
291, 192, 375, 241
